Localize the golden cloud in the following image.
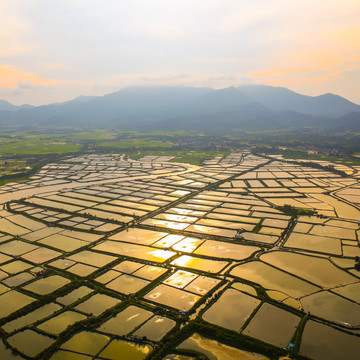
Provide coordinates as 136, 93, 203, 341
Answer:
249, 49, 360, 88
0, 65, 60, 89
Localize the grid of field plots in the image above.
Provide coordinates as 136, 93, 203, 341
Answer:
0, 152, 359, 360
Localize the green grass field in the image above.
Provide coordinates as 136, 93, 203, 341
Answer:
1, 126, 359, 176
275, 149, 360, 166
95, 138, 173, 149
0, 140, 80, 155
125, 149, 230, 166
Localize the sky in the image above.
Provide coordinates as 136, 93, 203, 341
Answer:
1, 0, 360, 106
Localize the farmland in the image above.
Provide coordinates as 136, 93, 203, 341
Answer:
0, 149, 359, 359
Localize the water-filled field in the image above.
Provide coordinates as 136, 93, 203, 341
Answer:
0, 152, 359, 359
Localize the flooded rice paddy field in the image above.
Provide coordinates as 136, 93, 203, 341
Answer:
0, 151, 359, 359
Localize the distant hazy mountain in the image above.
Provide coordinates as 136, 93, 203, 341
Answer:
237, 85, 360, 117
0, 100, 20, 112
0, 100, 34, 112
0, 85, 359, 132
333, 112, 360, 131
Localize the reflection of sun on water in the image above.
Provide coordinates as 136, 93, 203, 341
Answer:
148, 249, 175, 262
166, 221, 190, 230
127, 314, 139, 321
158, 234, 184, 247
171, 255, 198, 268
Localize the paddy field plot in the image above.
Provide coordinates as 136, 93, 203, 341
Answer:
0, 151, 359, 359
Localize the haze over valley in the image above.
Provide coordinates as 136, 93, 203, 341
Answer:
1, 85, 360, 132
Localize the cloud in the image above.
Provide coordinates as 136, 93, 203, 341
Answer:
100, 72, 255, 89
0, 65, 60, 89
0, 2, 35, 57
250, 60, 360, 82
18, 81, 35, 89
248, 42, 360, 100
0, 87, 22, 98
1, 1, 359, 104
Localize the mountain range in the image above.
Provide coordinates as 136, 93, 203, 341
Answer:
1, 85, 360, 132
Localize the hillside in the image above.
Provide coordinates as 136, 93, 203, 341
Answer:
0, 85, 359, 132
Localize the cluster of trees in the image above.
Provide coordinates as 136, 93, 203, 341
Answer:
276, 204, 317, 217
